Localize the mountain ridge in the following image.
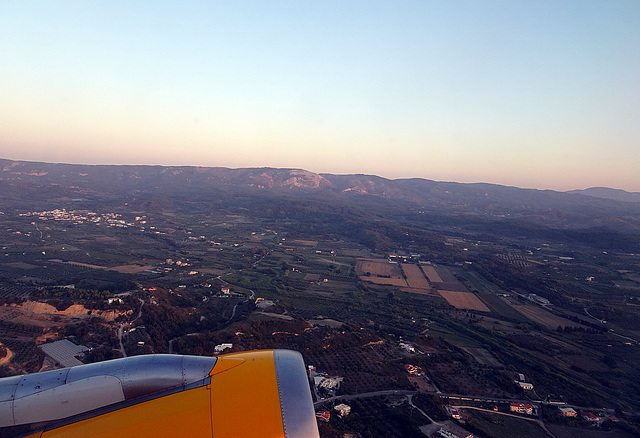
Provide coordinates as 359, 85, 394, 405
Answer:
2, 158, 639, 233
567, 187, 640, 203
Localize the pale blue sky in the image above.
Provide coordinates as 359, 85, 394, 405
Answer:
1, 1, 639, 191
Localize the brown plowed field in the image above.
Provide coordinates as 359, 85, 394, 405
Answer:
438, 291, 490, 312
357, 259, 407, 286
401, 264, 431, 289
356, 259, 397, 276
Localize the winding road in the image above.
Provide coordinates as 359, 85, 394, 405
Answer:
117, 298, 145, 357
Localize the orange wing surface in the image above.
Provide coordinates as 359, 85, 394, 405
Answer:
0, 350, 319, 438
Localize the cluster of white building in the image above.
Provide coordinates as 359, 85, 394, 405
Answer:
515, 373, 534, 390
21, 209, 127, 226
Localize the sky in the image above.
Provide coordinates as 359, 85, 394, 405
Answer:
1, 1, 639, 192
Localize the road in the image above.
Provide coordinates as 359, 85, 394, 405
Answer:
608, 329, 639, 345
117, 324, 126, 357
407, 394, 441, 426
32, 221, 44, 240
583, 306, 606, 324
117, 298, 145, 358
227, 289, 255, 323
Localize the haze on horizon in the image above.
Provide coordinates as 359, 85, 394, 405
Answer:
1, 1, 639, 192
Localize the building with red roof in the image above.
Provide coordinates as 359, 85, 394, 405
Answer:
510, 403, 534, 415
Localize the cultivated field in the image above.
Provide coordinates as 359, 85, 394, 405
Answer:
357, 259, 408, 287
438, 291, 490, 312
110, 265, 154, 274
421, 265, 443, 283
48, 259, 152, 274
506, 302, 586, 329
49, 259, 108, 270
356, 259, 397, 277
401, 264, 431, 289
291, 240, 317, 246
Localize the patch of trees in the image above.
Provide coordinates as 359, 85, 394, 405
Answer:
37, 287, 111, 301
556, 325, 605, 335
557, 314, 606, 332
140, 304, 192, 353
65, 317, 119, 349
0, 319, 43, 337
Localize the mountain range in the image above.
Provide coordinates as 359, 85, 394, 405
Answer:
2, 158, 639, 234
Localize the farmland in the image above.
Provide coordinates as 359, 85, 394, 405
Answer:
401, 263, 431, 289
356, 259, 397, 276
357, 258, 408, 287
438, 290, 490, 312
505, 302, 587, 329
421, 265, 443, 283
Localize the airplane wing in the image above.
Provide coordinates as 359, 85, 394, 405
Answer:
0, 349, 319, 438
